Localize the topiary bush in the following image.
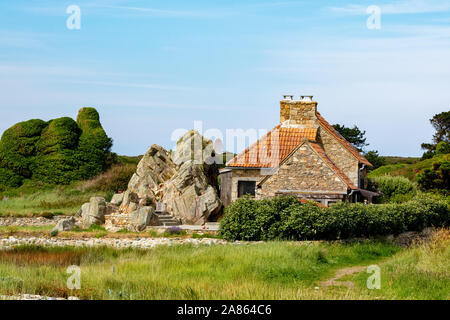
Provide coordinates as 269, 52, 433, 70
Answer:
0, 167, 24, 190
32, 117, 83, 184
0, 119, 48, 178
0, 108, 115, 189
76, 108, 114, 179
219, 196, 449, 241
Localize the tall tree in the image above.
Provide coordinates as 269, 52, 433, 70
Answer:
421, 110, 450, 158
431, 111, 450, 144
332, 124, 368, 152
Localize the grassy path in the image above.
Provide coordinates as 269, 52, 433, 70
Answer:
0, 240, 401, 299
0, 229, 448, 300
319, 266, 366, 288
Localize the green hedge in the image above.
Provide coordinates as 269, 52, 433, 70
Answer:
0, 119, 48, 179
0, 108, 114, 188
219, 196, 449, 241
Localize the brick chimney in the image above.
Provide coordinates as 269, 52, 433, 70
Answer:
280, 95, 318, 128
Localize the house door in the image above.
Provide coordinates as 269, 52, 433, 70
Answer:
238, 181, 256, 197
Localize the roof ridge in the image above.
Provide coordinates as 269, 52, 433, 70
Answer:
316, 112, 372, 166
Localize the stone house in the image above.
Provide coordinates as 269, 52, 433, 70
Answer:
219, 95, 376, 207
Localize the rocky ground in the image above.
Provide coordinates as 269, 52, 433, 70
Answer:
0, 216, 67, 227
0, 235, 228, 250
0, 294, 79, 300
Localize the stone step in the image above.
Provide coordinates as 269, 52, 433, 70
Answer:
155, 214, 173, 219
158, 219, 176, 223
154, 211, 181, 227
160, 218, 179, 222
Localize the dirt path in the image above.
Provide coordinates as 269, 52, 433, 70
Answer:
319, 266, 366, 288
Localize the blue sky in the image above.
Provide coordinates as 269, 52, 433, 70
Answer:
0, 0, 449, 157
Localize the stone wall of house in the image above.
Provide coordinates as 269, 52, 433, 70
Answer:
219, 170, 233, 206
280, 101, 319, 128
259, 143, 348, 198
229, 169, 263, 202
318, 126, 359, 187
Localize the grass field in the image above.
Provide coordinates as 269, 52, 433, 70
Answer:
381, 156, 420, 166
0, 183, 109, 217
0, 155, 140, 217
0, 229, 448, 300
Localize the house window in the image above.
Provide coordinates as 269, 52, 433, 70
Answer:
238, 181, 256, 197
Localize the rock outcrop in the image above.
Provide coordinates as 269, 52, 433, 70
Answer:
110, 193, 124, 206
129, 206, 155, 232
119, 130, 222, 225
80, 197, 107, 228
80, 130, 222, 231
51, 217, 76, 233
161, 160, 221, 224
120, 145, 177, 214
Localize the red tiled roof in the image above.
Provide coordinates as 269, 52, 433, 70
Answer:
226, 125, 318, 168
309, 142, 357, 189
316, 112, 372, 166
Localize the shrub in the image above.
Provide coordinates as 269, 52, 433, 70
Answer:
164, 226, 186, 236
36, 117, 81, 154
436, 141, 450, 155
76, 108, 114, 179
219, 196, 299, 241
417, 160, 450, 191
0, 167, 24, 190
421, 150, 435, 160
0, 108, 115, 189
219, 196, 449, 241
279, 202, 325, 240
371, 175, 416, 202
0, 119, 47, 178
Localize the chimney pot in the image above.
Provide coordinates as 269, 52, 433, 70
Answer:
283, 95, 294, 101
300, 95, 313, 102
